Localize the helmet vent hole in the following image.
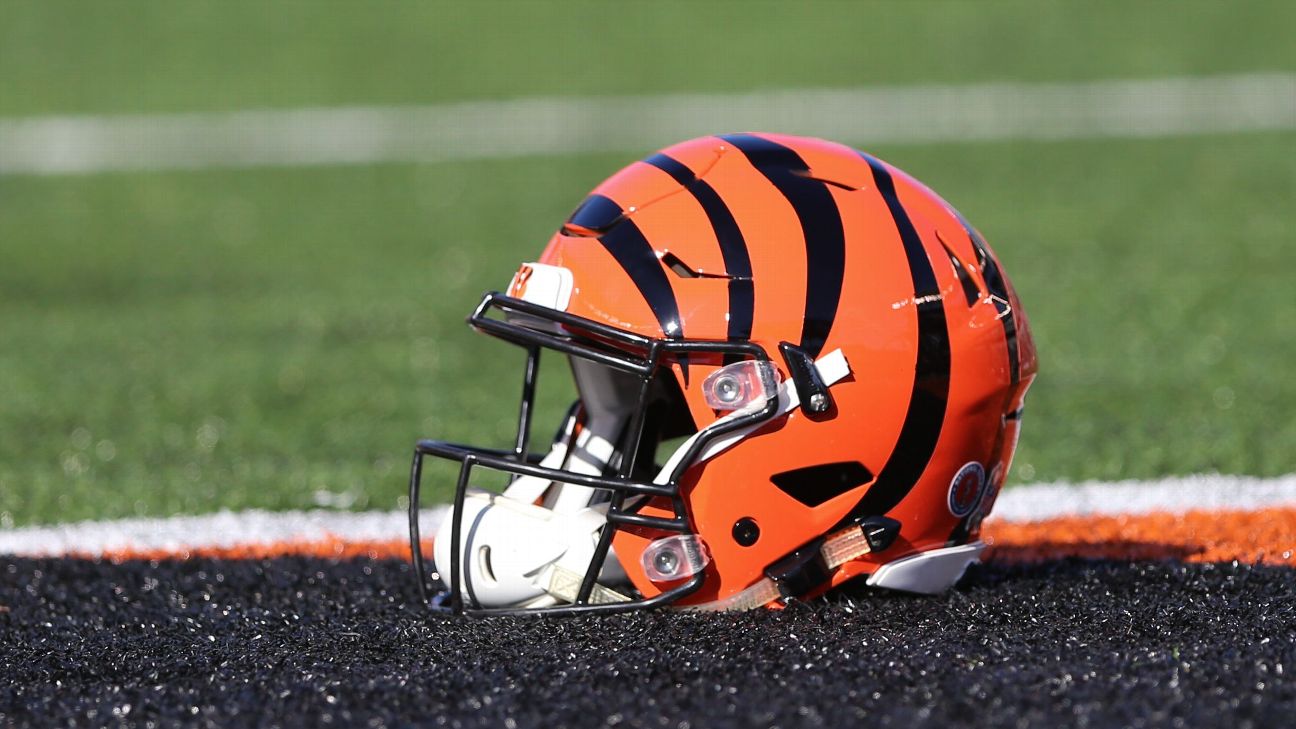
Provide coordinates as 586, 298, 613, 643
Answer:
476, 546, 496, 584
789, 169, 862, 191
936, 230, 984, 307
660, 251, 738, 280
771, 461, 875, 508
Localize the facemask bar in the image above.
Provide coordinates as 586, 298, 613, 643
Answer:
408, 292, 780, 617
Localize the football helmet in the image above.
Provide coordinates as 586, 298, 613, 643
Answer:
408, 133, 1036, 615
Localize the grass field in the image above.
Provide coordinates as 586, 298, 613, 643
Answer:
2, 1, 1294, 526
3, 1, 1294, 116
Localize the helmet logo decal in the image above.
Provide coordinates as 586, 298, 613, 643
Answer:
506, 263, 573, 311
836, 153, 952, 526
947, 462, 986, 518
643, 153, 755, 345
720, 134, 845, 360
508, 264, 533, 299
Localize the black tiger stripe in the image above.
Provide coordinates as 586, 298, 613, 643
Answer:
642, 153, 755, 345
565, 193, 624, 234
639, 153, 692, 188
954, 212, 1021, 385
719, 134, 845, 360
576, 196, 683, 340
840, 153, 952, 523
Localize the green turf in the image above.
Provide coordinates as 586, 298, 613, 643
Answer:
2, 133, 1294, 526
1, 0, 1294, 116
2, 1, 1294, 526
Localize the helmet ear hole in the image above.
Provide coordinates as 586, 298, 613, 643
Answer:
732, 518, 761, 547
477, 546, 496, 584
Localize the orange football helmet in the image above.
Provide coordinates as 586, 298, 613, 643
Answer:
409, 133, 1036, 615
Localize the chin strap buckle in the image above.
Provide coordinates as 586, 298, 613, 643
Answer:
861, 515, 903, 553
764, 537, 832, 601
764, 515, 903, 602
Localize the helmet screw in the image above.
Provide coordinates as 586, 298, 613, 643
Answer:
653, 550, 679, 576
732, 517, 760, 547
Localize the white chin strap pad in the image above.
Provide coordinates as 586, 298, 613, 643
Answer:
433, 488, 615, 609
865, 542, 986, 595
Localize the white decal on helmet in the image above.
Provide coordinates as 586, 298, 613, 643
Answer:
507, 262, 574, 311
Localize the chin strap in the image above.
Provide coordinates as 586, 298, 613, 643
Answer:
688, 515, 903, 612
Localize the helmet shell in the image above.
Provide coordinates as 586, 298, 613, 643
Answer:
537, 134, 1036, 605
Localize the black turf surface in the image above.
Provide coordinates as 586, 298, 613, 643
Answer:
2, 556, 1293, 728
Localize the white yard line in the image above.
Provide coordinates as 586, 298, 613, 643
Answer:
2, 474, 1295, 557
2, 73, 1293, 176
988, 472, 1296, 523
0, 507, 449, 559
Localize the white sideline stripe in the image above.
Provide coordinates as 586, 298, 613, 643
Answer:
2, 474, 1295, 558
1, 73, 1293, 176
0, 507, 448, 559
988, 473, 1296, 523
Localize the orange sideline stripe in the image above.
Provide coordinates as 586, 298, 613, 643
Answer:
984, 506, 1296, 565
74, 507, 1296, 567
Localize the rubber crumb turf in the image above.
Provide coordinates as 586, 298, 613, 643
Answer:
1, 556, 1293, 728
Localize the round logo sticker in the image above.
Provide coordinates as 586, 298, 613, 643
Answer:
948, 462, 986, 518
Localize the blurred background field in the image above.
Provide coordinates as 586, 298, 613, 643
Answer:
1, 0, 1293, 526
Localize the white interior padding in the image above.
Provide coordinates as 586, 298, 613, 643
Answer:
433, 358, 638, 608
433, 489, 621, 608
